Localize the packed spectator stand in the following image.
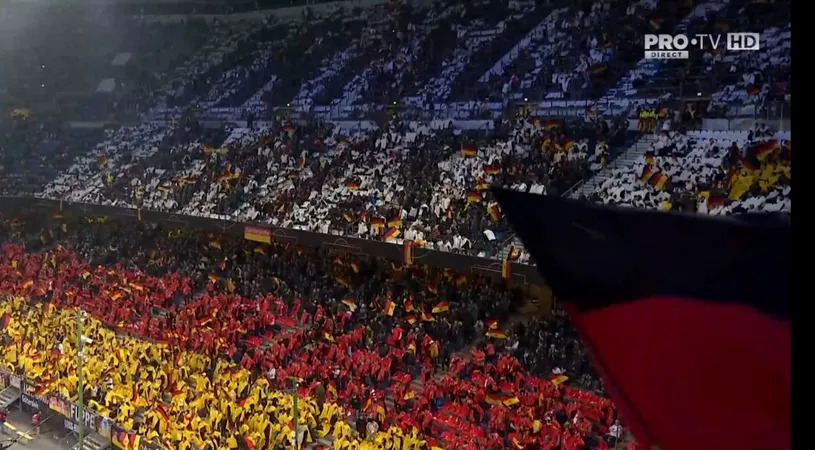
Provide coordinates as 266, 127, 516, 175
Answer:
0, 0, 793, 448
0, 217, 618, 450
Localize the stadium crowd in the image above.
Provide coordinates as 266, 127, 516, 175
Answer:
586, 126, 791, 214
32, 114, 628, 260
0, 218, 624, 449
0, 0, 793, 448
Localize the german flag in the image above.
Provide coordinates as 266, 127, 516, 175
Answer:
421, 311, 435, 322
549, 374, 569, 386
156, 404, 170, 423
384, 300, 396, 316
52, 211, 64, 219
486, 393, 512, 406
640, 165, 654, 182
404, 298, 415, 312
384, 227, 400, 241
483, 164, 501, 175
208, 274, 218, 284
406, 315, 417, 325
487, 329, 508, 339
341, 298, 357, 311
431, 301, 449, 314
344, 179, 360, 191
649, 172, 669, 191
403, 240, 413, 265
493, 188, 790, 450
371, 218, 386, 230
429, 340, 439, 358
343, 212, 354, 222
746, 84, 760, 97
287, 172, 298, 180
586, 63, 608, 76
753, 139, 780, 161
501, 259, 511, 279
508, 245, 520, 261
427, 283, 438, 294
485, 320, 499, 330
460, 144, 477, 157
488, 203, 501, 222
503, 395, 520, 407
32, 383, 51, 397
467, 191, 482, 204
350, 262, 360, 273
649, 17, 663, 30
541, 119, 561, 130
475, 179, 489, 191
387, 216, 403, 228
209, 240, 222, 250
336, 277, 351, 288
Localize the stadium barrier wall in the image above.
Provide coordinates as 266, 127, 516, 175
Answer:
0, 196, 545, 286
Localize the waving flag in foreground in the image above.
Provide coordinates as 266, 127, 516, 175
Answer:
492, 188, 790, 450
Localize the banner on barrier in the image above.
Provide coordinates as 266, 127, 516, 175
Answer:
68, 402, 112, 438
111, 424, 156, 450
20, 393, 47, 413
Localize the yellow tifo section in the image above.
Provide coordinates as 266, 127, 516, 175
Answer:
0, 296, 429, 450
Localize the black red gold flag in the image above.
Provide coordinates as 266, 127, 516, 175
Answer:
492, 188, 790, 450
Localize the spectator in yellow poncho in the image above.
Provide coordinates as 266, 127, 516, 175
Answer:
0, 295, 347, 450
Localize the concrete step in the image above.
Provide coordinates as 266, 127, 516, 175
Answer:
71, 433, 110, 450
0, 387, 21, 409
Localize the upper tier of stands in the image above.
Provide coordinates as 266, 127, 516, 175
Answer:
585, 126, 791, 215
1, 0, 792, 267
2, 0, 790, 122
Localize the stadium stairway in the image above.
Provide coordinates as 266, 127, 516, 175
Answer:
498, 233, 525, 264
0, 385, 21, 409
570, 133, 656, 199
72, 433, 110, 450
477, 7, 568, 84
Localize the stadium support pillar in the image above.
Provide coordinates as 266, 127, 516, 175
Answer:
76, 309, 85, 449
292, 378, 299, 450
290, 377, 300, 450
